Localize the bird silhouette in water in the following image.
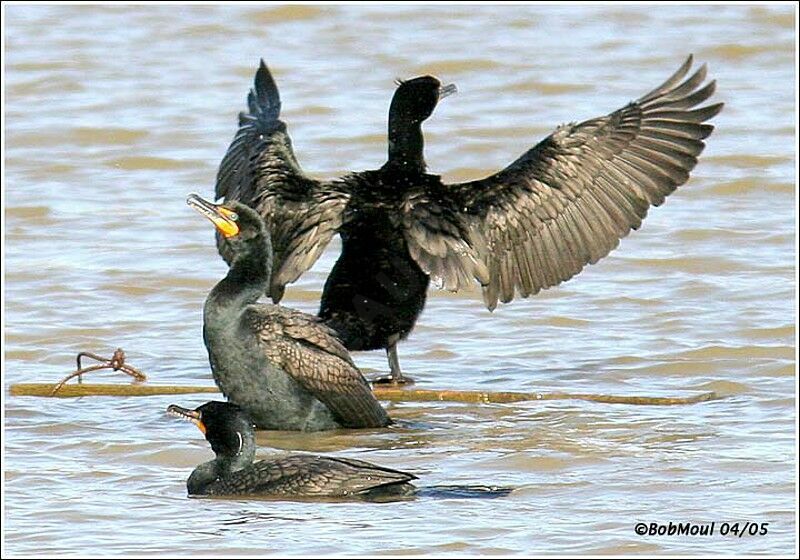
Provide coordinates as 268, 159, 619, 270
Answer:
214, 56, 723, 385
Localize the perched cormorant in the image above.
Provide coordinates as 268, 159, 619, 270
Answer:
187, 193, 390, 431
216, 56, 723, 384
167, 401, 416, 498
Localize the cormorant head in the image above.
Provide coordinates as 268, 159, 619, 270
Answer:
167, 401, 255, 459
187, 194, 270, 263
390, 76, 456, 124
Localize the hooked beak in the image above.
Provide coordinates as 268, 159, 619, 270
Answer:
439, 83, 457, 100
186, 193, 240, 238
167, 404, 207, 435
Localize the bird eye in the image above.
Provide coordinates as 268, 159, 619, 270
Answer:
229, 213, 239, 222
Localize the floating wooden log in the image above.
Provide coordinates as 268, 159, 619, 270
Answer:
8, 382, 719, 406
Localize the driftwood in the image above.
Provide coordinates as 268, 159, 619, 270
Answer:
8, 382, 719, 406
9, 348, 719, 405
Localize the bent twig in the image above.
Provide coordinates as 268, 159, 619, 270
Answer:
50, 348, 146, 396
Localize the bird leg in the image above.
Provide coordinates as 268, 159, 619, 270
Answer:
371, 338, 414, 386
51, 348, 147, 396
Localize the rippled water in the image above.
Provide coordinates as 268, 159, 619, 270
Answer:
3, 4, 797, 556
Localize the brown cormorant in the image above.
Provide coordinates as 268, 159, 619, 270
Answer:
188, 194, 390, 430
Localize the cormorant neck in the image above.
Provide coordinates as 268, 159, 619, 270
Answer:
205, 235, 271, 322
386, 115, 426, 173
186, 429, 257, 495
214, 427, 257, 473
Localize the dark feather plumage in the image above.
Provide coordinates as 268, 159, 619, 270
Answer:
203, 454, 417, 497
170, 401, 414, 498
214, 56, 723, 376
216, 60, 349, 304
435, 55, 723, 309
245, 306, 389, 428
194, 196, 390, 430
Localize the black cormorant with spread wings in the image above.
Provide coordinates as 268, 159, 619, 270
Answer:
215, 56, 723, 384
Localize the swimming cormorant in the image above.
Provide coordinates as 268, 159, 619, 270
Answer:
188, 193, 390, 431
167, 401, 416, 498
215, 56, 723, 384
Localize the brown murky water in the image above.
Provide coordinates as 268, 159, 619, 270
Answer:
3, 4, 796, 556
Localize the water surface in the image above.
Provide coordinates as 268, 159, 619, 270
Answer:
3, 4, 796, 556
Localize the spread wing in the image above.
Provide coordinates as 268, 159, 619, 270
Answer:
216, 59, 348, 302
401, 190, 490, 292
244, 306, 390, 429
405, 55, 723, 309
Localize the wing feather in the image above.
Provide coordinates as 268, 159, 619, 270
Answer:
245, 306, 390, 429
215, 60, 348, 302
401, 56, 722, 310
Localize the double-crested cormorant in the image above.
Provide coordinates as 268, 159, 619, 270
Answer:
167, 401, 416, 498
216, 56, 723, 384
187, 194, 390, 431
